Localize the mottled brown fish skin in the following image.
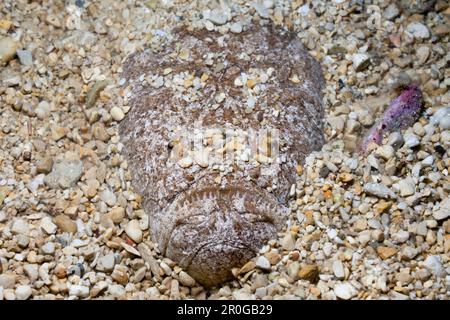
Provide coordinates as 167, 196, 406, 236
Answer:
119, 24, 325, 287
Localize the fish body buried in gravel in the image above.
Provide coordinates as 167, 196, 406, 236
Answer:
359, 85, 423, 154
119, 25, 325, 287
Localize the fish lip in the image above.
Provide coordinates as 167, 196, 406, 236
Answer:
179, 239, 254, 270
161, 181, 288, 255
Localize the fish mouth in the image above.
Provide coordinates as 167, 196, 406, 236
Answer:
163, 183, 288, 287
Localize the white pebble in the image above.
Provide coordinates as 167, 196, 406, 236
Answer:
15, 285, 32, 300
125, 220, 143, 243
40, 217, 57, 235
100, 189, 117, 207
392, 230, 409, 243
334, 283, 356, 300
404, 134, 420, 148
332, 260, 345, 279
255, 256, 271, 271
406, 22, 430, 39
423, 255, 444, 277
398, 177, 415, 197
69, 285, 90, 298
110, 107, 125, 121
433, 197, 450, 221
11, 218, 30, 235
229, 22, 243, 34
421, 155, 434, 167
439, 116, 450, 130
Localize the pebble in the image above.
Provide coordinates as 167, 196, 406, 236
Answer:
434, 24, 450, 37
254, 287, 266, 298
422, 155, 434, 166
11, 218, 30, 235
170, 279, 181, 300
404, 134, 420, 148
298, 4, 309, 16
16, 49, 33, 66
327, 116, 345, 133
0, 274, 16, 289
298, 264, 319, 283
398, 177, 415, 197
332, 260, 345, 279
51, 126, 68, 141
281, 233, 295, 251
400, 0, 437, 14
406, 22, 430, 39
100, 189, 117, 207
69, 285, 90, 298
35, 101, 51, 119
423, 255, 444, 277
433, 197, 450, 221
111, 265, 129, 284
178, 271, 196, 287
110, 107, 125, 121
392, 230, 409, 243
384, 3, 400, 20
86, 80, 109, 108
377, 246, 398, 260
322, 243, 333, 257
0, 37, 18, 64
53, 215, 77, 233
253, 3, 269, 19
125, 220, 143, 243
352, 53, 371, 72
229, 22, 243, 34
107, 207, 125, 224
23, 264, 38, 282
92, 123, 110, 142
130, 266, 145, 283
416, 221, 428, 236
401, 247, 418, 261
109, 284, 126, 298
54, 265, 67, 279
15, 285, 32, 300
255, 256, 271, 272
439, 116, 450, 130
363, 183, 396, 199
416, 46, 430, 65
2, 70, 21, 87
97, 253, 116, 272
41, 242, 56, 255
40, 217, 57, 235
207, 10, 228, 26
334, 283, 356, 300
178, 157, 193, 168
44, 159, 83, 189
430, 107, 449, 126
3, 289, 15, 300
90, 281, 108, 298
376, 145, 395, 160
36, 157, 54, 174
396, 271, 412, 284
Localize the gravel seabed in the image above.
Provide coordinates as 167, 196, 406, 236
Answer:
0, 0, 449, 300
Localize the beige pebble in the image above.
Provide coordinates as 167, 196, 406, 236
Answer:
125, 220, 143, 243
0, 37, 18, 65
110, 107, 125, 121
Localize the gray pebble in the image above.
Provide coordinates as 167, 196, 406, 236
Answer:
44, 159, 83, 189
16, 49, 33, 66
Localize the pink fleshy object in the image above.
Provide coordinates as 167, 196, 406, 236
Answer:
359, 85, 423, 154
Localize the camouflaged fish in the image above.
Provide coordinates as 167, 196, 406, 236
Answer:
119, 25, 325, 287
